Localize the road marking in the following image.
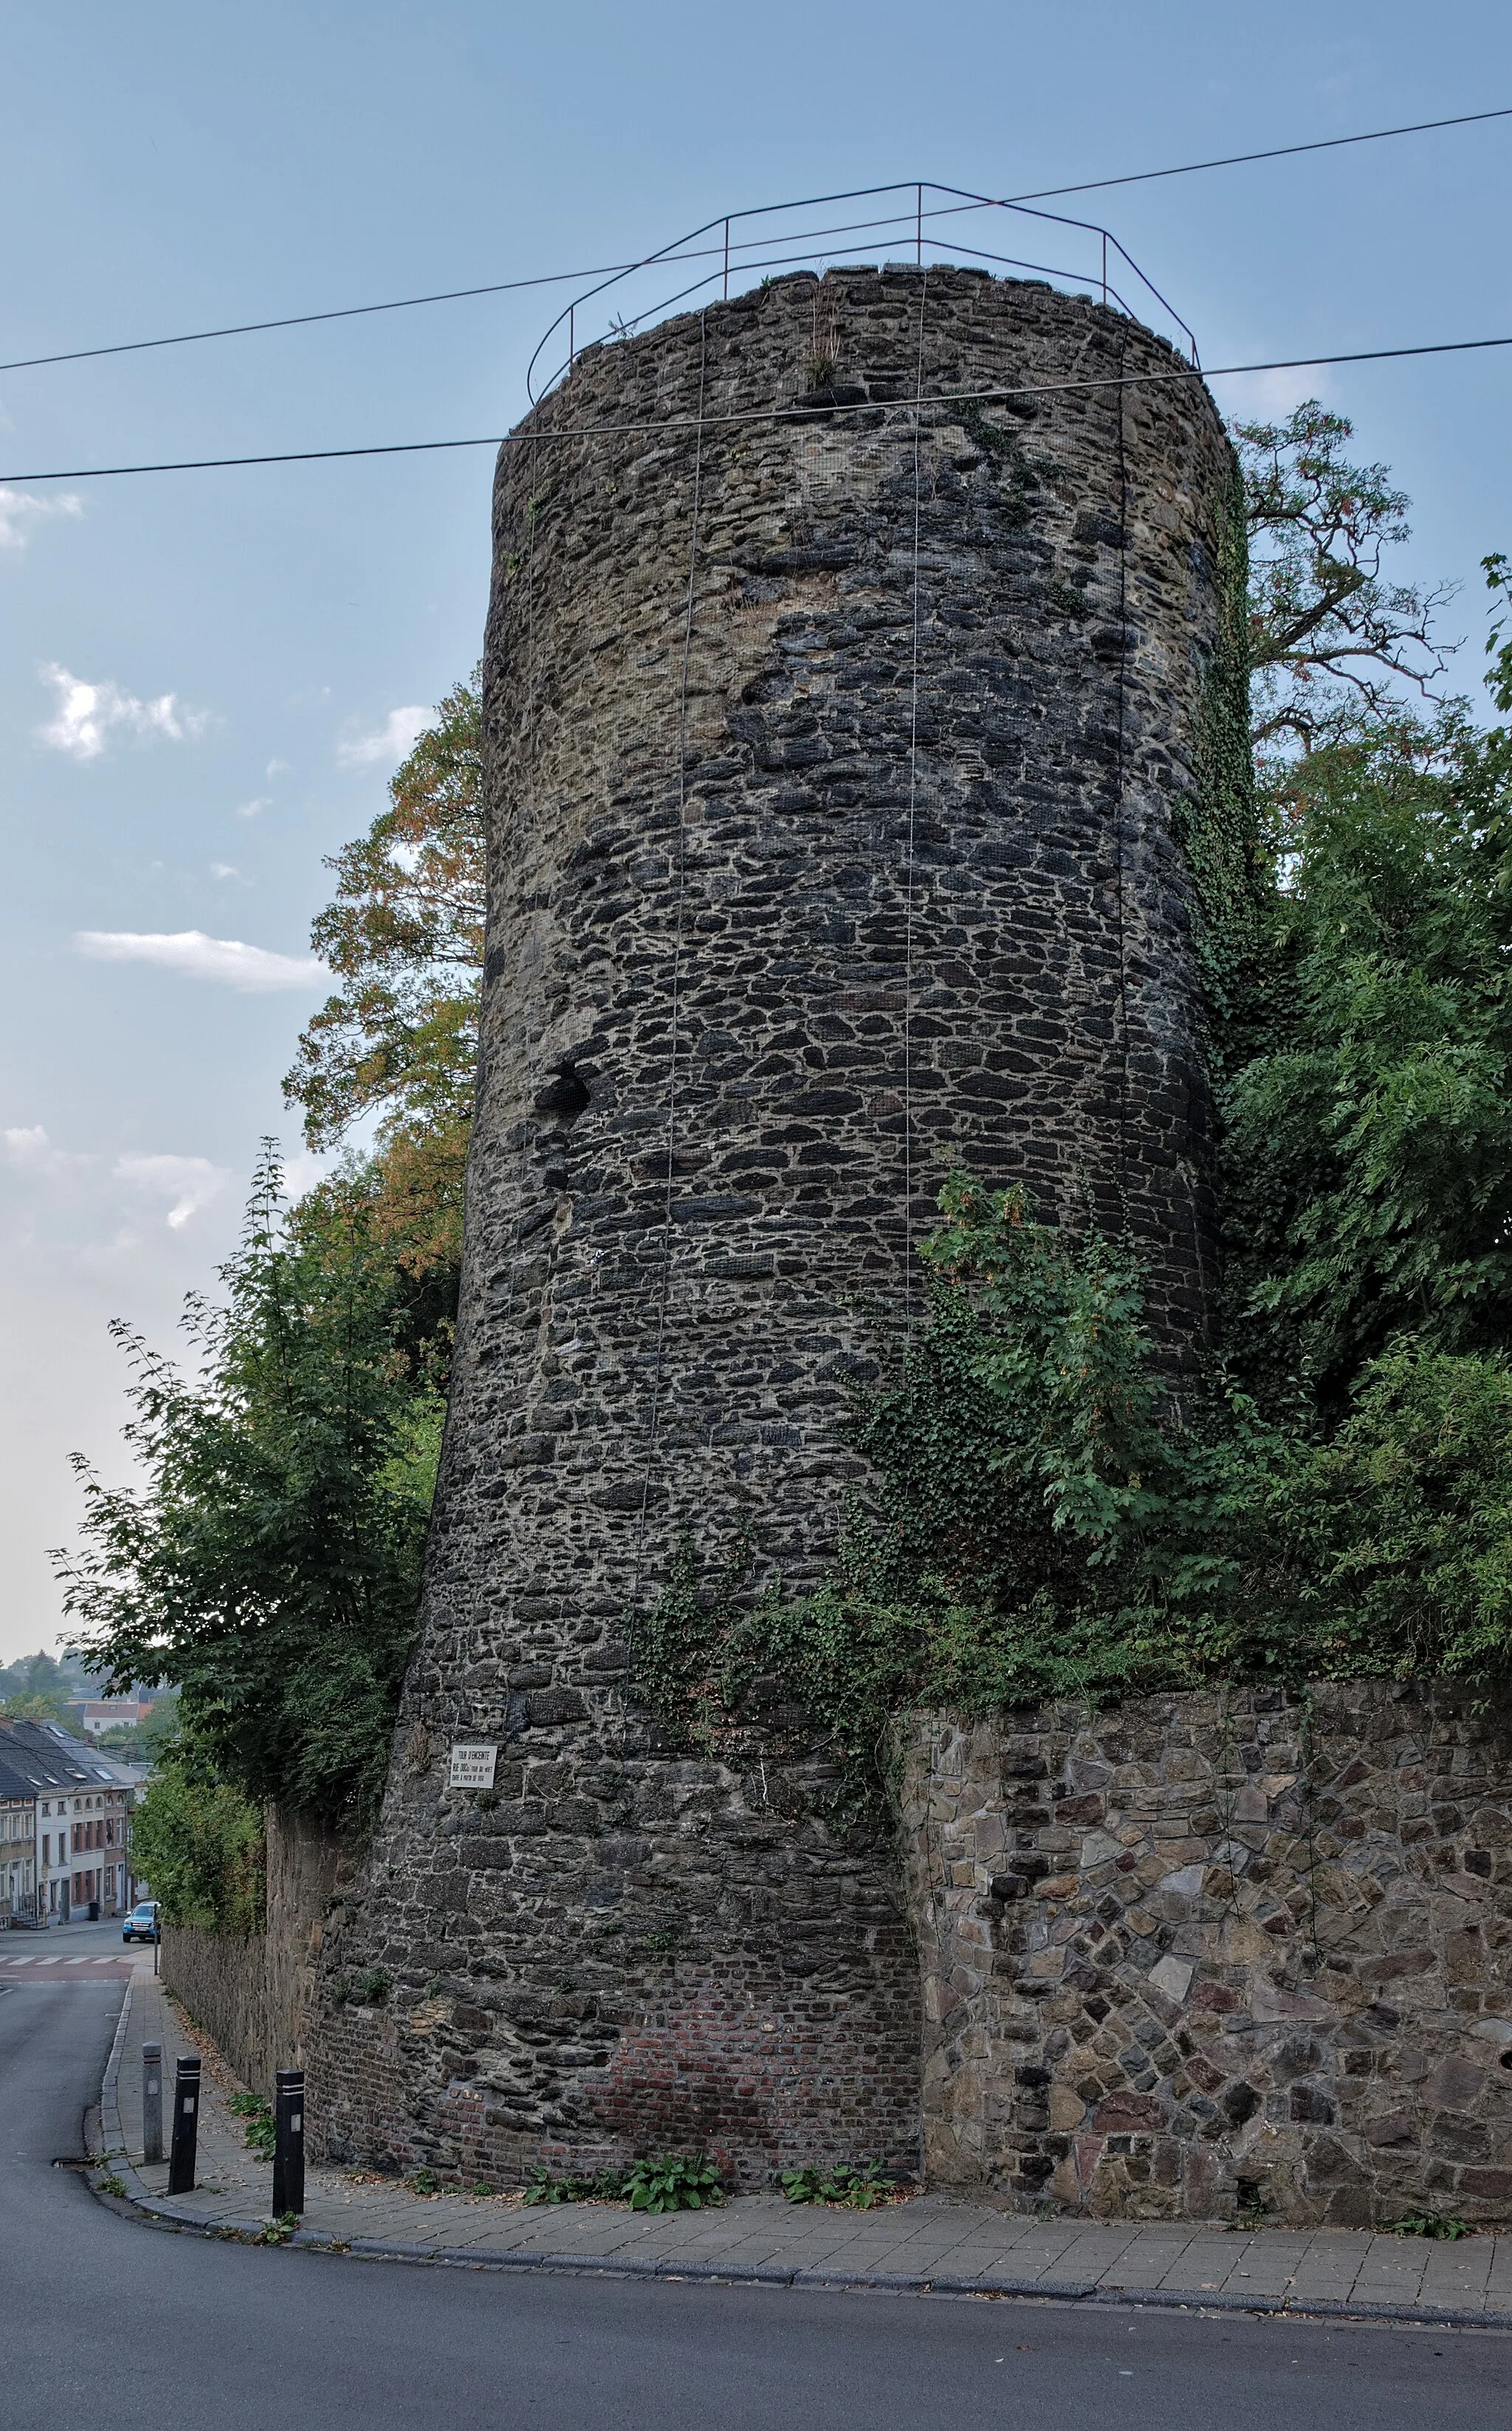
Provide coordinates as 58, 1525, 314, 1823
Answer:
0, 1956, 134, 1977
0, 1954, 131, 1974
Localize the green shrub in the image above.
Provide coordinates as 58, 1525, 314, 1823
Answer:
633, 1169, 1512, 1814
781, 2160, 895, 2208
229, 2094, 276, 2160
622, 2153, 723, 2213
524, 2153, 724, 2212
523, 2164, 625, 2206
128, 1755, 264, 1933
1389, 2210, 1470, 2240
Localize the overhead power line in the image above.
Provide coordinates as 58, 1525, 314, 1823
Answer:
0, 258, 650, 377
1000, 103, 1512, 206
1, 104, 1508, 380
5, 329, 1512, 486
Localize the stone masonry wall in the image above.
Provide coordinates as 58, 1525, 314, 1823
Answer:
903, 1686, 1512, 2226
165, 1807, 345, 2098
310, 267, 1236, 2187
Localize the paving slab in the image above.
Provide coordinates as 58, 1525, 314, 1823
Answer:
85, 1971, 1512, 2323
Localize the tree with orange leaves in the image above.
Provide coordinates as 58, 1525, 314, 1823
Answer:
283, 673, 483, 1282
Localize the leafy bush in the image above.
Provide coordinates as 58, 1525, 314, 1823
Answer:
523, 2164, 626, 2206
622, 2153, 723, 2212
524, 2154, 724, 2212
780, 2160, 895, 2209
1225, 701, 1512, 1411
1389, 2210, 1469, 2240
229, 2094, 277, 2161
331, 1968, 391, 2007
128, 1752, 264, 1933
633, 1162, 1512, 1811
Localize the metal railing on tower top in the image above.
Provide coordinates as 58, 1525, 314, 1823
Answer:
524, 178, 1200, 403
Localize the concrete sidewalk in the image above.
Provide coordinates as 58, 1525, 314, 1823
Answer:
92, 1967, 1512, 2328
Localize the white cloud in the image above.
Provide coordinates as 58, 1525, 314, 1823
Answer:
0, 488, 83, 551
210, 863, 249, 883
74, 930, 325, 992
1, 1122, 235, 1241
278, 1151, 330, 1203
337, 705, 429, 769
265, 758, 289, 778
36, 663, 209, 761
3, 1125, 93, 1181
234, 796, 270, 820
113, 1152, 230, 1230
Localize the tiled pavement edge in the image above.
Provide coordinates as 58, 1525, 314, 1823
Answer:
87, 1969, 1512, 2328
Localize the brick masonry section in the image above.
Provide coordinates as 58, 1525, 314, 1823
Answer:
903, 1684, 1512, 2226
308, 267, 1235, 2187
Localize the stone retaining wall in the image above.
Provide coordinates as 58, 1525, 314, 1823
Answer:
902, 1685, 1512, 2226
163, 1807, 345, 2097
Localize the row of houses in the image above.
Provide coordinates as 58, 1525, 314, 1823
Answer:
0, 1716, 151, 1925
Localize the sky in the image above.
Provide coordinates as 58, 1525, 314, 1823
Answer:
3, 0, 1511, 1664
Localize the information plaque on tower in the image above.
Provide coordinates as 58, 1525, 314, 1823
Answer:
448, 1743, 498, 1789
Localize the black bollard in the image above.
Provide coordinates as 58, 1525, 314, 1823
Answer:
142, 2040, 163, 2165
272, 2068, 305, 2218
166, 2054, 201, 2195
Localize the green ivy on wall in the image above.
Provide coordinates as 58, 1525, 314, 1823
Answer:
631, 1171, 1512, 1815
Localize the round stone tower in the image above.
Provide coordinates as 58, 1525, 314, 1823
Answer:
314, 266, 1240, 2187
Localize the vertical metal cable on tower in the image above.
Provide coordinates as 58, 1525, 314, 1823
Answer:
1111, 329, 1133, 1207
901, 270, 929, 1328
630, 309, 711, 1624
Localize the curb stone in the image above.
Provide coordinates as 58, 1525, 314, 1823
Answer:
79, 1977, 1512, 2332
81, 2178, 1512, 2329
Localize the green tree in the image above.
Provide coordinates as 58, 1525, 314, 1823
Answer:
1269, 1339, 1512, 1687
1223, 560, 1512, 1411
0, 1647, 94, 1712
53, 1150, 443, 1830
128, 1749, 265, 1931
1239, 402, 1456, 754
0, 1690, 72, 1725
284, 673, 484, 1281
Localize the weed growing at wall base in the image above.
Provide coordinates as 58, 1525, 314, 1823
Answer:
524, 2154, 724, 2211
781, 2160, 897, 2208
229, 2093, 277, 2161
1389, 2210, 1470, 2240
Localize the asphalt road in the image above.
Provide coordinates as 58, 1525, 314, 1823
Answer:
2, 1925, 1508, 2431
